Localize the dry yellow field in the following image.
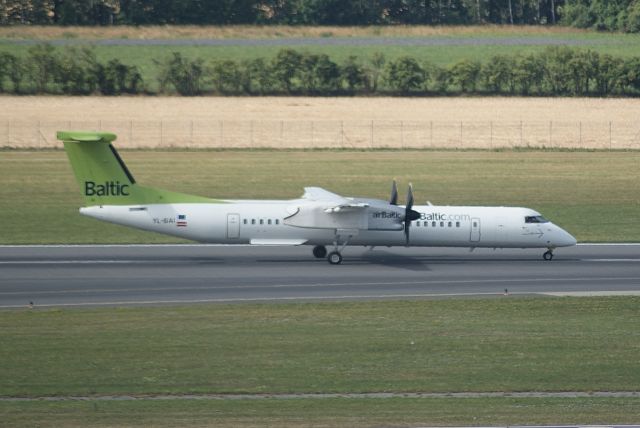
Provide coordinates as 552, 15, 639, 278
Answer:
1, 96, 639, 149
0, 25, 591, 40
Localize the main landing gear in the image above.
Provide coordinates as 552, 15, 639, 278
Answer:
312, 245, 327, 259
543, 249, 554, 261
312, 232, 355, 265
312, 245, 342, 264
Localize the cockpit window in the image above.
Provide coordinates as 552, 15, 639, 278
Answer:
525, 215, 549, 224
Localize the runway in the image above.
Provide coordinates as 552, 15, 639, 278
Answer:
1, 244, 639, 308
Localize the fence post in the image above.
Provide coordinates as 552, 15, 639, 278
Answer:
6, 120, 9, 147
129, 120, 133, 146
430, 121, 433, 147
549, 121, 552, 147
460, 121, 463, 148
220, 120, 223, 146
160, 120, 163, 147
400, 120, 404, 149
37, 120, 41, 149
579, 121, 582, 146
520, 121, 523, 147
490, 121, 493, 149
250, 120, 254, 147
609, 121, 612, 150
340, 121, 344, 147
310, 121, 314, 148
370, 120, 374, 148
190, 120, 194, 145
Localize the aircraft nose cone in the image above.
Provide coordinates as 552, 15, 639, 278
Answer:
555, 226, 577, 247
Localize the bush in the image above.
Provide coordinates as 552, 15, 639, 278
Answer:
156, 53, 205, 95
272, 49, 303, 93
212, 60, 241, 94
384, 56, 426, 93
449, 59, 481, 93
26, 43, 60, 93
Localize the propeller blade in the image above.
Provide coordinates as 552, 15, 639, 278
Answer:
389, 180, 398, 205
404, 183, 420, 245
406, 183, 414, 211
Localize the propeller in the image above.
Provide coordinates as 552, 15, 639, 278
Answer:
389, 179, 398, 205
404, 183, 421, 244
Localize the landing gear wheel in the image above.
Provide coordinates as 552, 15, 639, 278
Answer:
543, 250, 554, 261
313, 245, 327, 259
327, 251, 343, 265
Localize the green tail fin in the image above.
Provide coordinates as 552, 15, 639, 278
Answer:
58, 131, 220, 206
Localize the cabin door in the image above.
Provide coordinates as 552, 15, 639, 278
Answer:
227, 213, 240, 239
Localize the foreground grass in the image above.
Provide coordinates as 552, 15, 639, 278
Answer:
2, 397, 640, 427
1, 150, 638, 243
1, 297, 639, 426
1, 298, 639, 397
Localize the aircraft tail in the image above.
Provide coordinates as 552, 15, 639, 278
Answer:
58, 131, 217, 206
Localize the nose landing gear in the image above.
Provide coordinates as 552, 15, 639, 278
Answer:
543, 249, 554, 261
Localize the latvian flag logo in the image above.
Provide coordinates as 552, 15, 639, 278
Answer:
177, 214, 188, 227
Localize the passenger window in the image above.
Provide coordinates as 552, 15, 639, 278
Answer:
243, 219, 247, 225
432, 221, 436, 227
268, 219, 272, 225
251, 219, 256, 225
440, 221, 444, 227
473, 221, 477, 227
456, 221, 460, 227
275, 219, 280, 225
259, 219, 264, 225
448, 221, 452, 227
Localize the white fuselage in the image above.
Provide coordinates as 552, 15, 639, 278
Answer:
80, 199, 577, 249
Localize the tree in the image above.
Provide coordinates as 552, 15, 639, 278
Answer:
55, 48, 94, 95
212, 60, 241, 94
482, 55, 517, 94
340, 56, 366, 93
272, 49, 303, 93
542, 46, 574, 95
26, 43, 60, 93
431, 65, 451, 93
367, 52, 386, 92
384, 56, 426, 93
593, 54, 625, 95
513, 53, 545, 95
449, 59, 482, 93
156, 53, 205, 95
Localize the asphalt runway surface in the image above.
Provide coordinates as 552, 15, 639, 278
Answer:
1, 244, 639, 309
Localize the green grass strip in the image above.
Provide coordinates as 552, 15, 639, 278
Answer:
1, 150, 638, 243
2, 297, 639, 397
2, 397, 640, 427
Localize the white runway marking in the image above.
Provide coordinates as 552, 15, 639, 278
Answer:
542, 291, 640, 297
2, 288, 640, 309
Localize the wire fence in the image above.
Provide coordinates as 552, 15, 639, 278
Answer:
3, 120, 640, 150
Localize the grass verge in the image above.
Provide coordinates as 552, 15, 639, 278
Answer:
1, 298, 639, 397
1, 297, 639, 426
2, 397, 640, 427
1, 150, 638, 244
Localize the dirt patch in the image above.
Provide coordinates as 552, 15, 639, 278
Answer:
1, 96, 639, 149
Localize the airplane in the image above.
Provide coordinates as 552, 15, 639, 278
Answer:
58, 131, 577, 264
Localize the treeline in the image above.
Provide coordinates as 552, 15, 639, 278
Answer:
0, 0, 575, 27
2, 44, 640, 97
6, 1, 640, 32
